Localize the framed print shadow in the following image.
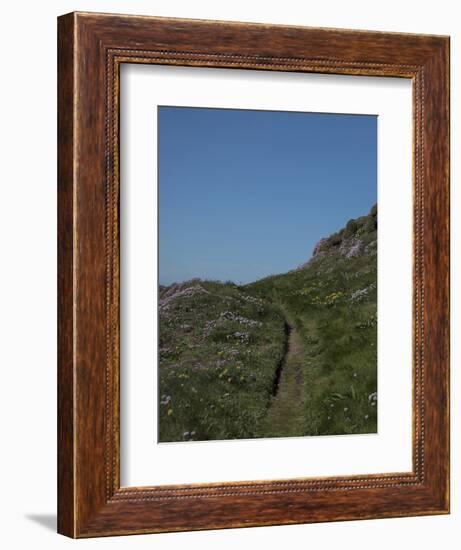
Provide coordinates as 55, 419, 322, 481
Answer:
57, 12, 450, 538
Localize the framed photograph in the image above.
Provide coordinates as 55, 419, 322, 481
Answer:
57, 12, 450, 537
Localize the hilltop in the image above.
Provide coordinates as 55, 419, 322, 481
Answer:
159, 205, 377, 442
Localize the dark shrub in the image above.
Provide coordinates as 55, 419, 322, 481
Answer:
344, 219, 358, 238
363, 215, 377, 233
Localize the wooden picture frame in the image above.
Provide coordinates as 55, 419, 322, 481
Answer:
57, 12, 450, 538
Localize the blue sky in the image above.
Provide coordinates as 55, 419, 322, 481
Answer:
158, 106, 376, 285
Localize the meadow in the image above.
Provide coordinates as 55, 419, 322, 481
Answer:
158, 205, 377, 442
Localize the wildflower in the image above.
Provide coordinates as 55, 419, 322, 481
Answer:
167, 409, 173, 416
160, 395, 171, 406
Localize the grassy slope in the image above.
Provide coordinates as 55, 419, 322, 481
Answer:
246, 205, 378, 436
159, 205, 378, 442
158, 280, 286, 442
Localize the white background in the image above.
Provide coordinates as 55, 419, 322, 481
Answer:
121, 66, 413, 486
0, 1, 458, 548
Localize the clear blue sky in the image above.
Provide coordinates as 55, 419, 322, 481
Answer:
159, 106, 377, 285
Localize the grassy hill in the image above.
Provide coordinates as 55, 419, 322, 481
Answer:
159, 204, 377, 442
158, 280, 287, 442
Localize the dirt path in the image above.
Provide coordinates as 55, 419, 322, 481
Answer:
260, 313, 307, 437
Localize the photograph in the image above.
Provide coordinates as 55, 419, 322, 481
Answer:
0, 1, 452, 545
158, 106, 378, 443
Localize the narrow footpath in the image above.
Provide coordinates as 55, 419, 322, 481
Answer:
261, 312, 307, 437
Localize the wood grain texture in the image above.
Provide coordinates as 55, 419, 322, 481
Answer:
57, 13, 75, 538
57, 11, 450, 538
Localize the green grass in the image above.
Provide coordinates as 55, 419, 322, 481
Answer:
158, 280, 286, 442
159, 205, 378, 442
246, 206, 377, 435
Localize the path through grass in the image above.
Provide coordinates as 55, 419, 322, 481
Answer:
260, 312, 308, 437
159, 205, 378, 441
